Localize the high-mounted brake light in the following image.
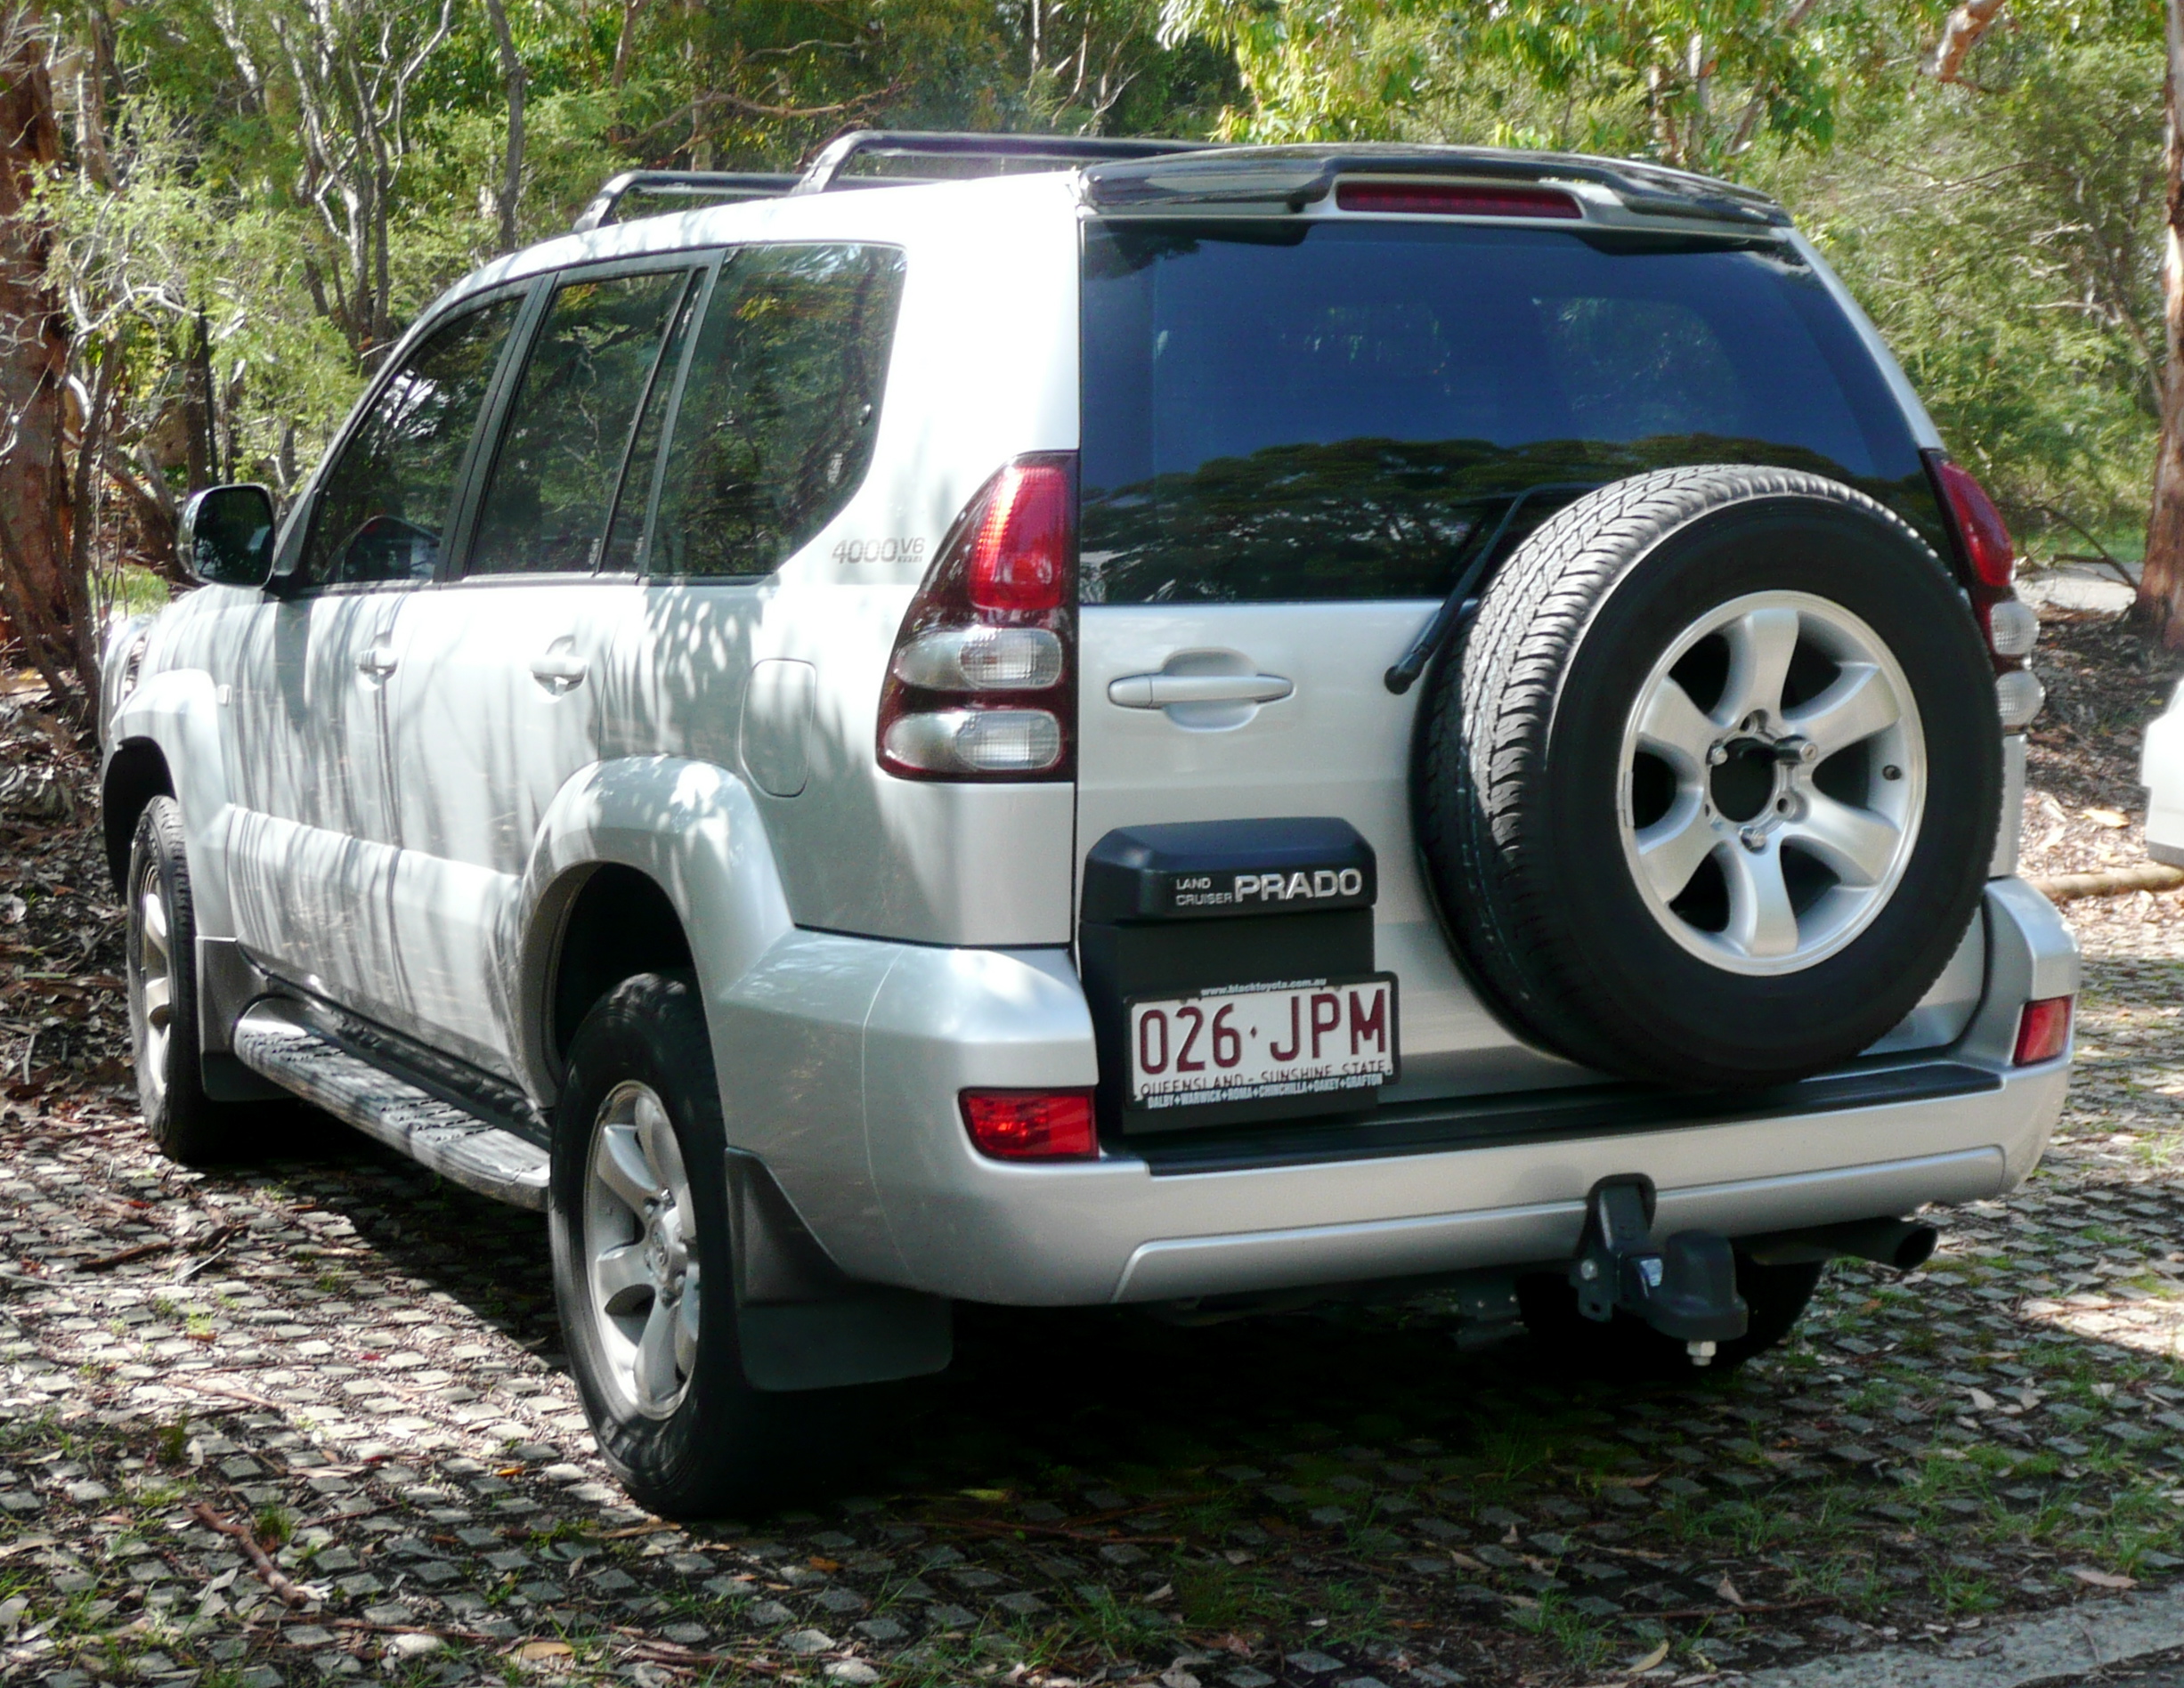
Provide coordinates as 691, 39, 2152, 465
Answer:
962, 1090, 1097, 1160
878, 454, 1076, 781
1336, 180, 1582, 220
1924, 450, 2042, 728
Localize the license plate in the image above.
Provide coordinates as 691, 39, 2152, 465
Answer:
1126, 975, 1398, 1109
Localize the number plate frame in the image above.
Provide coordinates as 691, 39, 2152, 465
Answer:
1124, 973, 1399, 1111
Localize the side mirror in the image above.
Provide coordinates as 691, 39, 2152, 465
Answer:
178, 484, 277, 588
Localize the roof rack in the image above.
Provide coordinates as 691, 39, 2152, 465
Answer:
572, 131, 1216, 231
792, 129, 1210, 195
573, 170, 803, 232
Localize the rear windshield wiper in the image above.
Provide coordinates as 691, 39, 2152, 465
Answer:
1384, 482, 1601, 695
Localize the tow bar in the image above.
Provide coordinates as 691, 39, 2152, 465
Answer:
1571, 1178, 1749, 1366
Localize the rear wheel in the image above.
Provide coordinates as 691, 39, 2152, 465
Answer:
550, 972, 814, 1517
126, 797, 250, 1164
1517, 1254, 1826, 1378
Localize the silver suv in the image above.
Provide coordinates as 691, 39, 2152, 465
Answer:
101, 132, 2076, 1517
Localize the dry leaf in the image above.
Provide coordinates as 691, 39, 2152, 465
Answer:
2085, 807, 2131, 828
1714, 1573, 1745, 1605
517, 1641, 573, 1660
808, 1556, 840, 1571
2068, 1565, 2138, 1590
1628, 1639, 1671, 1672
1968, 1387, 2000, 1412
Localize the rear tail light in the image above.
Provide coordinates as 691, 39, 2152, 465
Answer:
878, 455, 1076, 781
961, 1090, 1097, 1160
1924, 450, 2042, 728
2013, 995, 2073, 1066
1336, 181, 1582, 219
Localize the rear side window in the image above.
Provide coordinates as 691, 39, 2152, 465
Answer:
1080, 221, 1940, 604
296, 296, 519, 589
649, 243, 906, 579
467, 268, 695, 576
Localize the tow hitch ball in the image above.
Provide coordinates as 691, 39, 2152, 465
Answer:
1570, 1179, 1750, 1366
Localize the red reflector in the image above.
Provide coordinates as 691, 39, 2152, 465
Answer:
968, 463, 1073, 613
962, 1091, 1097, 1160
1336, 180, 1581, 219
1932, 459, 2016, 589
2014, 996, 2072, 1066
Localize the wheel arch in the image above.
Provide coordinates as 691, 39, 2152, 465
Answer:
516, 757, 795, 1105
101, 738, 174, 894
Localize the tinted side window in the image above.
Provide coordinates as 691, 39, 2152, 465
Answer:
1080, 222, 1939, 604
297, 297, 519, 589
468, 270, 694, 577
651, 244, 905, 579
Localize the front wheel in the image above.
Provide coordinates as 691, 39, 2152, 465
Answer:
550, 972, 811, 1518
126, 796, 252, 1164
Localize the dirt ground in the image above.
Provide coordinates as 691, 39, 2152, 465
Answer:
5, 603, 2184, 1688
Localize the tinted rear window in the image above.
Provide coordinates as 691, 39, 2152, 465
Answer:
1080, 221, 1941, 604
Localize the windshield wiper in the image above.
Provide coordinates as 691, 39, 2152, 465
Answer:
1383, 482, 1600, 695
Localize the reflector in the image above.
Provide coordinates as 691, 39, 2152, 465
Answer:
2013, 995, 2072, 1066
961, 1090, 1097, 1160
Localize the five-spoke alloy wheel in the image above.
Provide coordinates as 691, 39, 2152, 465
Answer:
583, 1080, 702, 1419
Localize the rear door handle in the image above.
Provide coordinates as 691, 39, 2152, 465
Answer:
530, 651, 589, 688
1107, 672, 1294, 709
356, 647, 397, 678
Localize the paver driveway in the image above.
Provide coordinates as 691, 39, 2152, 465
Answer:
4, 957, 2184, 1688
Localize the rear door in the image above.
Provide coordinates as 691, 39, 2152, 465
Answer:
1074, 212, 1955, 1108
379, 260, 703, 1073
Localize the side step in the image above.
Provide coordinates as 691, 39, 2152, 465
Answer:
232, 1000, 550, 1211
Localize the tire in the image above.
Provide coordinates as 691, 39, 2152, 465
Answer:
1517, 1254, 1826, 1379
550, 972, 811, 1518
1417, 466, 2000, 1089
126, 796, 248, 1164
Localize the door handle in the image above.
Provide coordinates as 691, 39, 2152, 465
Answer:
356, 647, 397, 678
530, 651, 589, 687
1107, 672, 1294, 709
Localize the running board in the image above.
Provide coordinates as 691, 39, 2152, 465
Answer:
231, 1000, 550, 1210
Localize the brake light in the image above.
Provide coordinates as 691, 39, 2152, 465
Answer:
1336, 181, 1581, 219
879, 455, 1076, 780
1931, 459, 2015, 589
2014, 995, 2072, 1066
1924, 450, 2042, 727
962, 1090, 1097, 1160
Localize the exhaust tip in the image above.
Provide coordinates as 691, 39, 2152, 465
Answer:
1892, 1223, 1938, 1273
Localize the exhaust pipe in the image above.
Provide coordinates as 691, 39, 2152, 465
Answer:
1742, 1216, 1938, 1273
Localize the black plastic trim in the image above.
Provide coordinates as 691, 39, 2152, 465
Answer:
1133, 1059, 2001, 1176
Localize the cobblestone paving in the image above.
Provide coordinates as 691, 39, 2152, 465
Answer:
1, 958, 2181, 1688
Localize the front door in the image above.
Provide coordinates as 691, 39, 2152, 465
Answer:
225, 290, 526, 1027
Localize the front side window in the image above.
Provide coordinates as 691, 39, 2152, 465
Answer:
296, 296, 520, 589
467, 269, 695, 576
651, 243, 906, 579
1080, 221, 1941, 604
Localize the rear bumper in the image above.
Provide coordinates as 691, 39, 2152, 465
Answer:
724, 876, 2076, 1307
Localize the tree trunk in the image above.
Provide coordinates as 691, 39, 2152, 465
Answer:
2140, 2, 2184, 644
483, 0, 524, 255
0, 4, 71, 640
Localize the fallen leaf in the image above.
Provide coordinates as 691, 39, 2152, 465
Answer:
2068, 1566, 2138, 1590
1714, 1573, 1745, 1606
2085, 807, 2131, 827
517, 1641, 573, 1661
808, 1556, 840, 1571
1628, 1640, 1671, 1672
1448, 1552, 1491, 1574
1969, 1387, 2000, 1412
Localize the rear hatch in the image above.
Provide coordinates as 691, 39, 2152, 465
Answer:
1072, 202, 1953, 1125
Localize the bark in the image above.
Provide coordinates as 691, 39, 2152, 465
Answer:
2140, 3, 2184, 644
482, 0, 524, 255
2028, 863, 2184, 902
0, 3, 70, 639
1934, 0, 2008, 85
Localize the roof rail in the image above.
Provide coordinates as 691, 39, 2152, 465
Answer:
792, 129, 1211, 195
573, 169, 804, 232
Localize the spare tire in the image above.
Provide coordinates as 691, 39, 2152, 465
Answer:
1417, 465, 2000, 1090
